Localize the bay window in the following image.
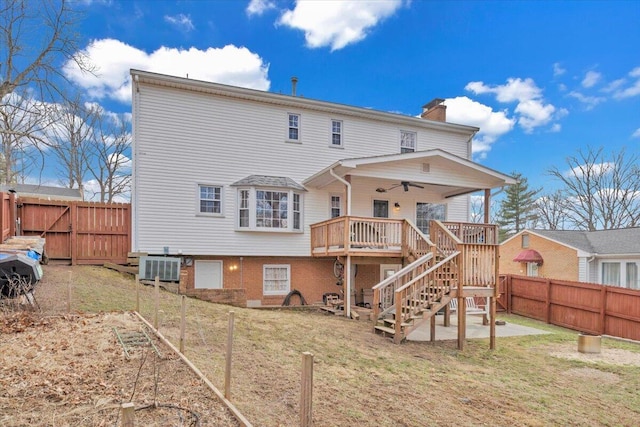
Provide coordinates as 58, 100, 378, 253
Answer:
237, 187, 303, 232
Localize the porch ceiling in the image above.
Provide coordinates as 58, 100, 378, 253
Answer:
303, 149, 516, 198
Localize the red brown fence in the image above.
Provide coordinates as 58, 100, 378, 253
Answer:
500, 275, 640, 341
0, 193, 131, 265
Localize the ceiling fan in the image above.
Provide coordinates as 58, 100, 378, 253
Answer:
375, 181, 425, 193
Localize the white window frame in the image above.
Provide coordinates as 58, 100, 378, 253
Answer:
400, 130, 417, 153
236, 187, 303, 232
330, 119, 343, 147
197, 184, 224, 217
263, 264, 291, 296
287, 113, 301, 143
599, 260, 640, 288
415, 202, 446, 234
330, 194, 342, 218
601, 261, 621, 286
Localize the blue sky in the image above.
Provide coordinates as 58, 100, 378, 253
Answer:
62, 0, 640, 193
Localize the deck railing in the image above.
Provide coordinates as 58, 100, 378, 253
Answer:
310, 216, 404, 256
392, 251, 460, 343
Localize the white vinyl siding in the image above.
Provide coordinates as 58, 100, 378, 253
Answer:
132, 81, 474, 256
263, 264, 290, 295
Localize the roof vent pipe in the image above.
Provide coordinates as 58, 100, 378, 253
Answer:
291, 76, 298, 96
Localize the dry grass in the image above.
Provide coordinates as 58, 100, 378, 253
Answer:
10, 265, 640, 426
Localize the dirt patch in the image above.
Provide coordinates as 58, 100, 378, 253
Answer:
549, 342, 640, 367
564, 367, 621, 384
0, 311, 240, 427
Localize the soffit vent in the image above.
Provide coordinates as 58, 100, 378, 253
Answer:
422, 163, 430, 173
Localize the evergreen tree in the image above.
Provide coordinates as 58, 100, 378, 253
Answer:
496, 172, 540, 240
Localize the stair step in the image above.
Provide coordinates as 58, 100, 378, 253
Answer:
383, 318, 412, 327
374, 325, 396, 335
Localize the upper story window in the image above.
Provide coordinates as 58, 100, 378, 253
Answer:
198, 184, 223, 215
331, 120, 343, 147
400, 130, 416, 153
522, 234, 530, 248
288, 113, 300, 142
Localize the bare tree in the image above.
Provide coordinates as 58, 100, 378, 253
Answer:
0, 0, 93, 184
45, 95, 98, 196
86, 111, 131, 202
0, 0, 91, 101
535, 190, 569, 230
0, 91, 47, 184
548, 147, 640, 230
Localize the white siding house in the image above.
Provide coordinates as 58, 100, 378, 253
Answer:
131, 70, 515, 306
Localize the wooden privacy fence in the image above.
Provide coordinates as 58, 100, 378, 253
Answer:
0, 193, 131, 265
500, 275, 640, 341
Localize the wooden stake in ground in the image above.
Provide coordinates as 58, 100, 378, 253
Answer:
154, 276, 160, 329
179, 295, 186, 353
121, 402, 135, 426
225, 311, 235, 400
135, 274, 140, 312
300, 352, 314, 427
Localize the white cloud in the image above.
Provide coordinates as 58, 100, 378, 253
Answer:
567, 91, 606, 110
553, 62, 566, 77
246, 0, 276, 16
63, 39, 271, 103
581, 70, 601, 88
278, 0, 404, 51
632, 128, 640, 138
444, 96, 515, 158
466, 77, 560, 133
602, 78, 625, 93
164, 14, 195, 32
550, 123, 561, 133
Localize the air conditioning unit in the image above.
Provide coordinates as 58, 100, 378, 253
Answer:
139, 256, 181, 281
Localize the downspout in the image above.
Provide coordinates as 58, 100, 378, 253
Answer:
329, 168, 351, 215
329, 167, 352, 318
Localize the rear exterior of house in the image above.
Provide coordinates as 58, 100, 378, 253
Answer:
131, 70, 515, 310
501, 229, 640, 290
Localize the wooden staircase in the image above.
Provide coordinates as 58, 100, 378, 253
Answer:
372, 220, 498, 344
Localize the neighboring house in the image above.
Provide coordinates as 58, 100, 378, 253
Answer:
500, 228, 640, 289
131, 70, 516, 308
0, 184, 83, 201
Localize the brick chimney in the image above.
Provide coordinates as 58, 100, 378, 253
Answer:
421, 98, 446, 122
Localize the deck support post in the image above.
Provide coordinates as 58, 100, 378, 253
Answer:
345, 254, 352, 319
457, 295, 466, 350
489, 296, 497, 350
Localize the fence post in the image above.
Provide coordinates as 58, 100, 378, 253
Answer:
154, 276, 159, 329
545, 278, 552, 324
225, 311, 235, 400
135, 274, 140, 312
70, 202, 77, 265
8, 191, 15, 237
300, 352, 314, 427
600, 287, 607, 335
121, 402, 135, 427
179, 295, 186, 354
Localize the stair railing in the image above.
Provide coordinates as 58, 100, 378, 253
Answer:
403, 219, 433, 259
392, 251, 460, 343
372, 252, 433, 320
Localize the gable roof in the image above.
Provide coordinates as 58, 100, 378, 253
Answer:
131, 69, 479, 136
303, 149, 516, 198
510, 228, 640, 256
0, 184, 83, 201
